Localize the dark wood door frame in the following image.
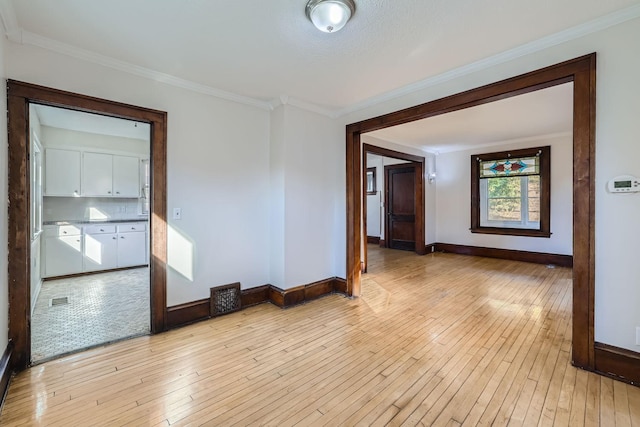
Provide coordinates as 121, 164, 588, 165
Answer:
347, 54, 596, 371
7, 80, 168, 371
362, 144, 425, 273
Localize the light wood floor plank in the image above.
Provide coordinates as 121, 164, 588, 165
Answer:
1, 246, 638, 426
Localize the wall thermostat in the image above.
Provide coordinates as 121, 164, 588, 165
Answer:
607, 175, 640, 193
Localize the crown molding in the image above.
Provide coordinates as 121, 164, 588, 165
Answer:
269, 95, 336, 118
0, 0, 19, 41
7, 26, 273, 111
334, 3, 640, 118
2, 2, 639, 119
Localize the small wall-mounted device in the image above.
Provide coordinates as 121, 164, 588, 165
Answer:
607, 175, 640, 193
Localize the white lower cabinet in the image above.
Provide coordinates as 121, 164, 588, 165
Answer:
117, 231, 147, 268
43, 222, 147, 278
83, 225, 118, 272
43, 227, 83, 277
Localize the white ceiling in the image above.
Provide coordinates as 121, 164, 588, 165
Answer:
33, 104, 151, 140
366, 82, 573, 153
6, 0, 640, 114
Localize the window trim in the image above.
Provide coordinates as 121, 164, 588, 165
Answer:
471, 146, 551, 238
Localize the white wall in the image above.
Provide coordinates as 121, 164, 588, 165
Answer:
342, 17, 640, 352
436, 134, 573, 254
0, 23, 8, 354
6, 42, 271, 306
280, 105, 343, 288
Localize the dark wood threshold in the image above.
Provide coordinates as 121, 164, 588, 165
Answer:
42, 265, 149, 282
0, 341, 14, 413
367, 236, 380, 244
166, 277, 349, 329
435, 243, 573, 268
593, 342, 640, 386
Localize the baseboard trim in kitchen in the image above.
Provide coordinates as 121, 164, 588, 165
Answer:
0, 340, 14, 413
166, 277, 349, 330
42, 264, 149, 282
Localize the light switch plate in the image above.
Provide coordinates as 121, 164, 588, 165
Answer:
173, 208, 182, 220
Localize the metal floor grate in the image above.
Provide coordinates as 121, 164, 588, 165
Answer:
50, 297, 69, 307
210, 283, 241, 317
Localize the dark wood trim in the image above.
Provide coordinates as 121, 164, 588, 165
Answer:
367, 236, 380, 244
346, 54, 596, 372
7, 80, 168, 371
470, 145, 551, 238
425, 243, 436, 253
166, 299, 210, 329
435, 243, 573, 268
469, 227, 552, 238
240, 285, 271, 308
379, 239, 386, 248
0, 341, 14, 413
594, 342, 640, 386
333, 277, 348, 294
166, 278, 350, 329
363, 143, 425, 163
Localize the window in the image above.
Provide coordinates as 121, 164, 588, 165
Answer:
366, 167, 376, 195
471, 146, 550, 237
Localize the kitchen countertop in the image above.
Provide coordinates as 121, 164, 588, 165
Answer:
44, 218, 149, 226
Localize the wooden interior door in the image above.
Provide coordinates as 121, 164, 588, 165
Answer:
385, 164, 416, 251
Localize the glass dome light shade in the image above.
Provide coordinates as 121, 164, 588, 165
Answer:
306, 0, 356, 33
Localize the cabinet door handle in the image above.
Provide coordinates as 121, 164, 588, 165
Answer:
100, 228, 104, 232
116, 191, 120, 194
120, 236, 125, 239
108, 191, 112, 194
112, 237, 117, 240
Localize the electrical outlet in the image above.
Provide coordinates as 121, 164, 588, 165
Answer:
636, 327, 640, 345
173, 208, 182, 220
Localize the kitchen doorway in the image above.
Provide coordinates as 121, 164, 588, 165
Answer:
7, 80, 168, 371
29, 104, 152, 362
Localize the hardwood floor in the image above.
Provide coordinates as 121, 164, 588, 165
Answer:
2, 246, 638, 426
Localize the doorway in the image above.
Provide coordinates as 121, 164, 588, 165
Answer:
28, 103, 152, 362
7, 80, 168, 371
346, 54, 596, 372
362, 143, 425, 273
385, 163, 418, 251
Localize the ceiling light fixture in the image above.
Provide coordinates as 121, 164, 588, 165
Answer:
305, 0, 356, 33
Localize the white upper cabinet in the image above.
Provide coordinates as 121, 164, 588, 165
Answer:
44, 148, 81, 196
113, 155, 140, 197
46, 149, 141, 198
82, 152, 113, 196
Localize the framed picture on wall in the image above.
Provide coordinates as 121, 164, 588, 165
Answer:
366, 167, 376, 195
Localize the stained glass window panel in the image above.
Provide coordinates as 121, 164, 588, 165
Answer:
480, 156, 539, 178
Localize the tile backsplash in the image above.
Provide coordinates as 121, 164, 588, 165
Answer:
44, 197, 146, 222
